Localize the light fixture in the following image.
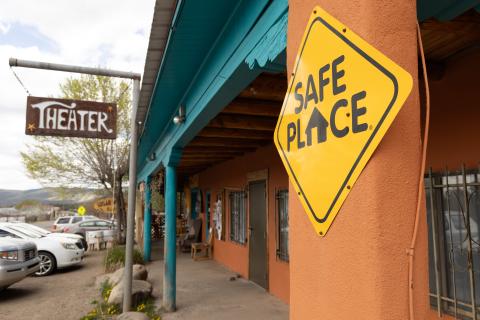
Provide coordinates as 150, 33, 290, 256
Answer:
173, 105, 186, 124
149, 152, 156, 161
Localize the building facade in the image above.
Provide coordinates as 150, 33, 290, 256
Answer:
135, 0, 480, 319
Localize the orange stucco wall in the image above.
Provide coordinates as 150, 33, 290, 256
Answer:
427, 49, 480, 171
288, 1, 430, 319
197, 144, 290, 303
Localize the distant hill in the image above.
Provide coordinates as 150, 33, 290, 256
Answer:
0, 187, 106, 207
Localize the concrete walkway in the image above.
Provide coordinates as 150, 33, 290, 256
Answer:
146, 242, 289, 320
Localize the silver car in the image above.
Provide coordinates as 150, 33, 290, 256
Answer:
63, 219, 114, 238
0, 237, 40, 290
51, 215, 97, 232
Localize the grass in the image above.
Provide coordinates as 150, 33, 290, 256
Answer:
104, 245, 144, 273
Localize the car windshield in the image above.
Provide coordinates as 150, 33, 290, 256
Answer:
12, 225, 46, 237
57, 217, 71, 224
5, 226, 42, 239
72, 217, 83, 224
20, 224, 50, 235
0, 229, 16, 238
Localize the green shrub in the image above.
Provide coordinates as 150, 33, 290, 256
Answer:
104, 245, 144, 273
81, 280, 161, 320
134, 299, 161, 320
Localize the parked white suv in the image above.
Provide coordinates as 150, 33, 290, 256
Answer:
0, 223, 84, 276
52, 215, 97, 232
0, 237, 40, 289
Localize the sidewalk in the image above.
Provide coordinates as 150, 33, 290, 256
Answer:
146, 241, 289, 320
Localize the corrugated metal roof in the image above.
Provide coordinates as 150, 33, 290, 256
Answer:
136, 0, 177, 126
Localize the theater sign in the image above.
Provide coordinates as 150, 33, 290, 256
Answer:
25, 96, 117, 139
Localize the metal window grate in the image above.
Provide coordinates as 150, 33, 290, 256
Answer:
426, 166, 480, 319
276, 189, 289, 261
230, 191, 246, 244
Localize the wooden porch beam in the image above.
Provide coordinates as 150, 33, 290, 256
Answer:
181, 154, 236, 160
183, 146, 256, 154
208, 114, 276, 131
222, 98, 281, 117
198, 127, 274, 140
188, 137, 268, 148
238, 73, 287, 102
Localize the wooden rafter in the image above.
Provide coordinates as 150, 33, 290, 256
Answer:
183, 146, 255, 154
208, 114, 276, 131
198, 127, 273, 140
221, 98, 281, 117
188, 137, 268, 148
238, 73, 287, 101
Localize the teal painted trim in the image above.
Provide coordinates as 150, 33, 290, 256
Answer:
417, 0, 480, 21
137, 1, 241, 170
137, 0, 288, 182
140, 0, 185, 138
137, 0, 269, 174
435, 0, 480, 20
163, 165, 177, 312
245, 11, 287, 69
143, 176, 152, 262
166, 147, 183, 167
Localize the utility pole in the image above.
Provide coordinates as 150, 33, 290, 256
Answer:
9, 58, 141, 313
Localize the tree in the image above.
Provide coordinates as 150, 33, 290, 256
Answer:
21, 75, 131, 242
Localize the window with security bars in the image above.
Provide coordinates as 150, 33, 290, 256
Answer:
229, 191, 246, 245
426, 168, 480, 319
277, 189, 289, 261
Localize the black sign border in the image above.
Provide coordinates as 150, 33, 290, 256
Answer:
276, 16, 399, 224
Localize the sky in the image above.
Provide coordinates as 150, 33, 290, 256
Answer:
0, 0, 155, 190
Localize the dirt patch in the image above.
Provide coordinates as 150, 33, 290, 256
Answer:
0, 251, 105, 320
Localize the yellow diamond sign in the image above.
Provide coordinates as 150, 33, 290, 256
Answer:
274, 7, 413, 236
77, 205, 86, 216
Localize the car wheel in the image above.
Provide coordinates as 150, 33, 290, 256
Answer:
36, 252, 56, 276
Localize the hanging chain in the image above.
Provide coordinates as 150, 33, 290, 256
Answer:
10, 66, 31, 96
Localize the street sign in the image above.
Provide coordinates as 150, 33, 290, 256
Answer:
25, 96, 117, 139
93, 197, 114, 214
77, 205, 86, 216
274, 7, 413, 236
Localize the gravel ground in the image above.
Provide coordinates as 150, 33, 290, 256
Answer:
0, 221, 106, 320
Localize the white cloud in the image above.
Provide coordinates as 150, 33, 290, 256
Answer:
0, 0, 156, 190
0, 22, 10, 35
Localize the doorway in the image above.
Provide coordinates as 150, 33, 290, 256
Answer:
205, 191, 211, 239
191, 188, 200, 220
248, 180, 268, 289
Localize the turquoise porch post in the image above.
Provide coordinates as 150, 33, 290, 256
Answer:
143, 175, 152, 262
163, 149, 181, 312
163, 165, 177, 311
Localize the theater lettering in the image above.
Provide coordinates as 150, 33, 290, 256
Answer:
25, 96, 117, 139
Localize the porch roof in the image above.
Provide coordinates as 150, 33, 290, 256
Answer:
136, 0, 289, 182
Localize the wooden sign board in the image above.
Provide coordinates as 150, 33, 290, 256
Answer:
93, 197, 114, 214
25, 96, 117, 139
